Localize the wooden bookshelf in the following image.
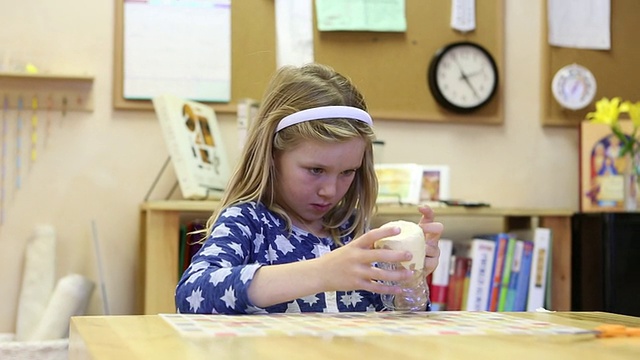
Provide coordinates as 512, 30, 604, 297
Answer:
139, 201, 574, 315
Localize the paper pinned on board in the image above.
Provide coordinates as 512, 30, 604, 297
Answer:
315, 0, 407, 32
275, 0, 314, 67
547, 0, 610, 50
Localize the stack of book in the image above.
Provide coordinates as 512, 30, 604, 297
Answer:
429, 228, 552, 312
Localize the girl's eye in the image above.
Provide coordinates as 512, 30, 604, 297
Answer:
342, 169, 357, 176
309, 168, 323, 175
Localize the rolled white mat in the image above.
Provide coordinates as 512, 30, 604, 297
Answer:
15, 225, 56, 341
28, 274, 94, 341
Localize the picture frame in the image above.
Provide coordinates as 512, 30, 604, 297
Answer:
420, 165, 450, 203
375, 163, 450, 205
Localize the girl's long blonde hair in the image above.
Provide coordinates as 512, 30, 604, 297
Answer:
204, 63, 378, 245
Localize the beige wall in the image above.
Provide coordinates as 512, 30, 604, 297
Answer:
0, 1, 578, 331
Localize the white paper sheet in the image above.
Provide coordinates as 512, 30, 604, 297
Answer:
123, 0, 231, 102
547, 0, 610, 50
275, 0, 314, 68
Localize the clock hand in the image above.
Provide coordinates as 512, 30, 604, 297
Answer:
453, 58, 480, 99
465, 69, 484, 78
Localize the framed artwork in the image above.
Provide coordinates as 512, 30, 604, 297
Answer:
375, 164, 450, 205
420, 165, 450, 202
579, 120, 636, 212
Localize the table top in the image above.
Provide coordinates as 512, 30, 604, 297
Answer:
69, 312, 640, 360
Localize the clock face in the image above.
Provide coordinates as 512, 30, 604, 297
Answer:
427, 42, 499, 113
551, 64, 597, 110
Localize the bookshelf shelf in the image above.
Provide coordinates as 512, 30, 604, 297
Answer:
0, 71, 94, 111
139, 200, 574, 314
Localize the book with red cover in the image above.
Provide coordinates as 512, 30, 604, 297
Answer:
445, 256, 472, 311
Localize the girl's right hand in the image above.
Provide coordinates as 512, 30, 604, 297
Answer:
316, 226, 414, 295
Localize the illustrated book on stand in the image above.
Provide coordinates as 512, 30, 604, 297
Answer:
153, 94, 231, 200
579, 119, 637, 212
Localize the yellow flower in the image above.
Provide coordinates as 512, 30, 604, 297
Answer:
586, 97, 640, 160
586, 97, 622, 126
620, 100, 640, 128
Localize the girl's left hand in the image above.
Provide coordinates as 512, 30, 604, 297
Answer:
417, 205, 444, 276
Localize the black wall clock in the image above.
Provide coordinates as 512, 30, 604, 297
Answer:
427, 41, 499, 113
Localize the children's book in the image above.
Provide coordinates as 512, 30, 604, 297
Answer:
497, 237, 517, 311
503, 240, 524, 312
514, 240, 534, 311
153, 94, 231, 200
445, 256, 471, 311
430, 239, 453, 311
526, 228, 552, 311
464, 239, 496, 311
475, 233, 509, 311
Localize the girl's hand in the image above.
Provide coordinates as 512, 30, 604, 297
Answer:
317, 226, 414, 295
418, 205, 444, 276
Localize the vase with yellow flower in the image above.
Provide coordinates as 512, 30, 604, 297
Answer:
587, 97, 640, 211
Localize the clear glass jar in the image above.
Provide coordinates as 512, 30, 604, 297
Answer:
379, 262, 429, 311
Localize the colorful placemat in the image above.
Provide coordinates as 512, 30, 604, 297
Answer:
160, 311, 593, 338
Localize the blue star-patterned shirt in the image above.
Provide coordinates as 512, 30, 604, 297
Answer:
175, 201, 390, 314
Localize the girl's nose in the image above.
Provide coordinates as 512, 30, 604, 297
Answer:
317, 177, 337, 198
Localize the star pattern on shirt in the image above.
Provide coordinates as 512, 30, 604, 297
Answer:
186, 270, 203, 284
253, 231, 265, 251
208, 267, 232, 285
211, 224, 233, 238
228, 242, 244, 256
221, 286, 236, 309
340, 291, 364, 307
217, 259, 233, 268
245, 305, 268, 314
239, 264, 258, 284
301, 294, 319, 306
266, 244, 279, 262
189, 261, 209, 273
274, 234, 295, 255
248, 206, 259, 222
237, 223, 251, 237
261, 213, 272, 227
222, 207, 243, 218
201, 243, 224, 257
286, 300, 301, 313
186, 288, 204, 312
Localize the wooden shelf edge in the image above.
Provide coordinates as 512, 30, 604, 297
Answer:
141, 200, 575, 217
0, 72, 94, 82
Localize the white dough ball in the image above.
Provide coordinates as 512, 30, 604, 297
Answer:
374, 220, 426, 270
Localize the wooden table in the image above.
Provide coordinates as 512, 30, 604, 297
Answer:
139, 201, 574, 314
69, 312, 640, 360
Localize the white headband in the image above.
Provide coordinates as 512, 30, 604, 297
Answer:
275, 106, 373, 132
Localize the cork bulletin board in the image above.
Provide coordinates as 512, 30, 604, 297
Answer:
541, 0, 640, 127
114, 0, 504, 124
113, 0, 277, 113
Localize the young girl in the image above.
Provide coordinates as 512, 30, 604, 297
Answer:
175, 63, 443, 314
